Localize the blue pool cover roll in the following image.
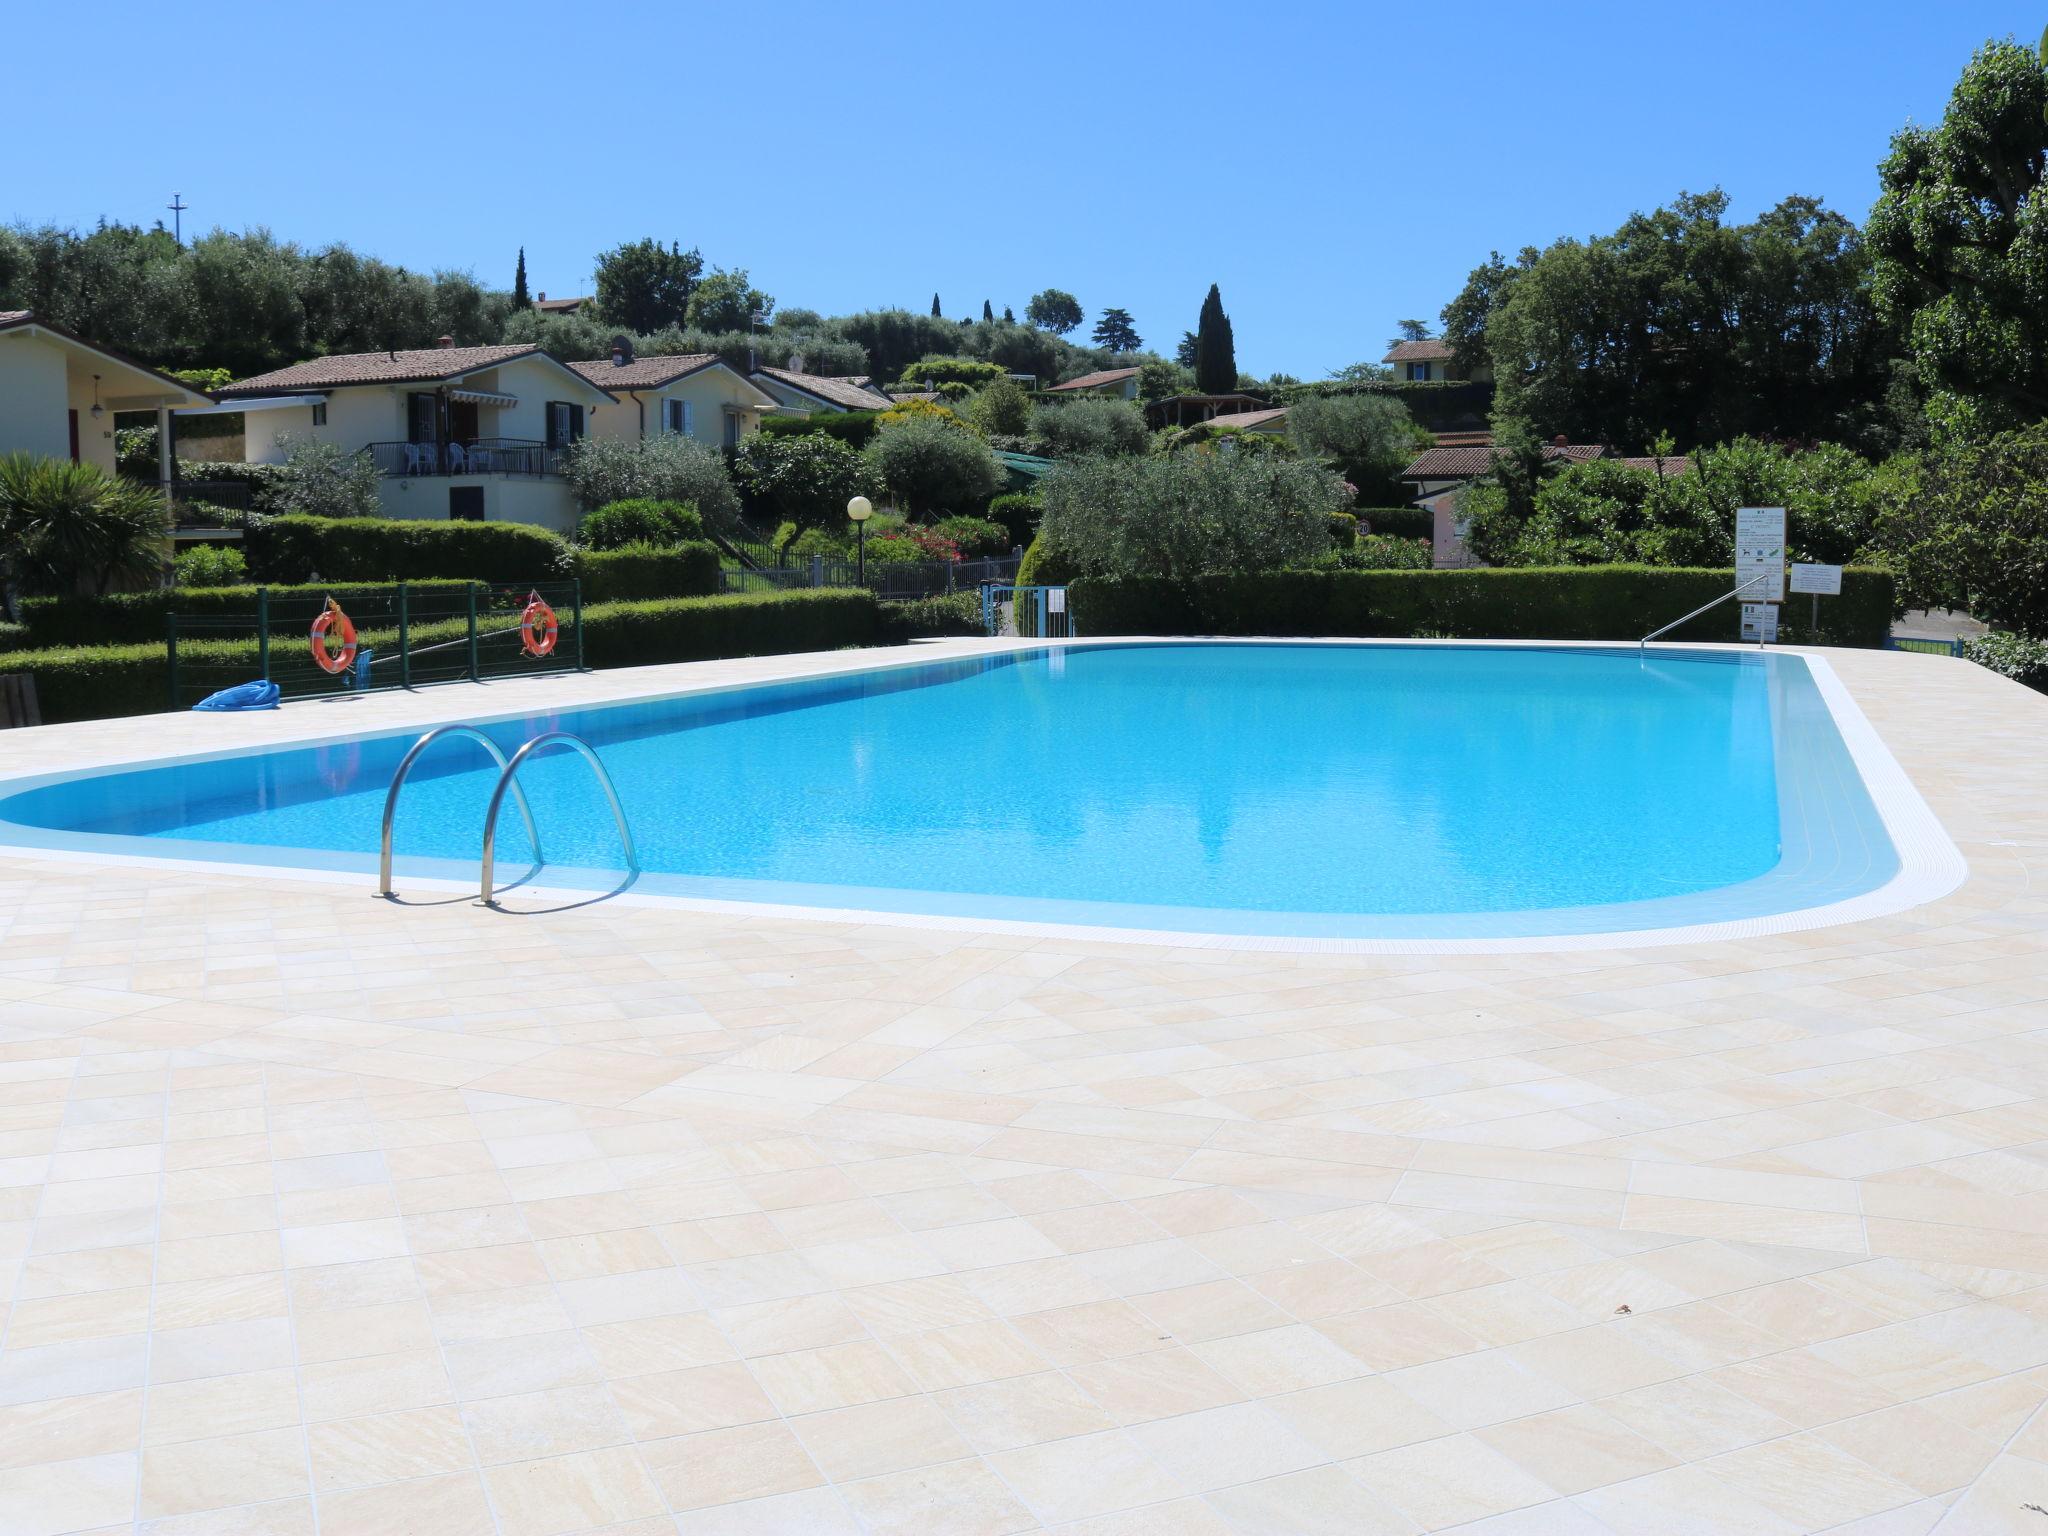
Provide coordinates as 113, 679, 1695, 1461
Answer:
192, 680, 281, 712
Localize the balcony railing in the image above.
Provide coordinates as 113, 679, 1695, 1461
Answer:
366, 439, 562, 479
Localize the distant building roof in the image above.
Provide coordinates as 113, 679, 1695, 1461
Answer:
1401, 440, 1606, 481
752, 367, 893, 411
535, 295, 588, 314
217, 344, 594, 396
1382, 339, 1455, 364
1611, 455, 1693, 477
1204, 406, 1289, 431
567, 353, 718, 389
1048, 366, 1142, 392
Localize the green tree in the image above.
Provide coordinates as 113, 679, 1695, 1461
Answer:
1176, 331, 1198, 368
512, 247, 530, 309
560, 434, 740, 528
1867, 39, 2048, 435
982, 299, 994, 322
0, 454, 172, 599
1002, 305, 1015, 323
593, 238, 702, 332
1037, 453, 1342, 579
1194, 284, 1236, 395
1874, 422, 2048, 631
1286, 392, 1425, 502
967, 376, 1033, 437
1389, 319, 1432, 347
930, 293, 941, 317
1091, 307, 1143, 353
729, 433, 879, 554
864, 416, 1003, 514
685, 267, 772, 333
1028, 398, 1151, 459
1026, 288, 1084, 334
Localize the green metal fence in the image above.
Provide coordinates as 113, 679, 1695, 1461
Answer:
166, 580, 583, 709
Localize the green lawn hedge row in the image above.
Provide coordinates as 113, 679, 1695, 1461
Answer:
0, 588, 880, 724
1357, 506, 1434, 540
1069, 566, 1896, 647
245, 514, 576, 584
576, 542, 721, 603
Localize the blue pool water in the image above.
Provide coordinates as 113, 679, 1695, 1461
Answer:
0, 644, 1901, 939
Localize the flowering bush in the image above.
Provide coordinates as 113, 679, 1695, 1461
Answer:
865, 525, 961, 564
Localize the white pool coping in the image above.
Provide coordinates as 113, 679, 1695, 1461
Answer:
0, 637, 1969, 955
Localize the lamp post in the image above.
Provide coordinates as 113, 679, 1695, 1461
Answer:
847, 495, 873, 586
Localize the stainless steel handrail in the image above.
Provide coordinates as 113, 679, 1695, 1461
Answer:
377, 725, 540, 898
478, 730, 638, 905
1640, 572, 1773, 656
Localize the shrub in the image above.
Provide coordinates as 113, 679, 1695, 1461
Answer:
1027, 397, 1151, 459
269, 436, 383, 519
866, 526, 960, 564
966, 378, 1033, 438
577, 499, 704, 549
880, 592, 983, 641
244, 514, 573, 584
986, 491, 1041, 547
1068, 565, 1896, 647
173, 544, 250, 587
929, 516, 1011, 558
729, 433, 881, 554
0, 453, 173, 597
864, 416, 1004, 515
1037, 453, 1344, 579
560, 434, 740, 529
875, 398, 959, 430
1327, 511, 1358, 549
1014, 534, 1077, 588
898, 357, 1007, 389
175, 460, 287, 502
0, 588, 882, 724
757, 410, 884, 449
1321, 534, 1431, 570
1357, 506, 1433, 540
1963, 631, 2048, 691
0, 621, 26, 652
576, 540, 721, 602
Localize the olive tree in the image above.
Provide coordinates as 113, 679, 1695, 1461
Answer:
269, 435, 382, 519
561, 434, 740, 529
863, 417, 1003, 516
1028, 398, 1151, 459
1037, 453, 1343, 579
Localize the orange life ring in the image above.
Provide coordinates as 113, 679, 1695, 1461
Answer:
310, 598, 358, 676
520, 592, 559, 658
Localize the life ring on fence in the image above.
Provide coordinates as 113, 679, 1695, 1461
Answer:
520, 592, 559, 658
309, 597, 358, 676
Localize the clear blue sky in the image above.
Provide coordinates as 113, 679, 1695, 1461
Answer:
3, 0, 2025, 378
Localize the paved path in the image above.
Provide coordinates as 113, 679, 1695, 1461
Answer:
0, 642, 2044, 1533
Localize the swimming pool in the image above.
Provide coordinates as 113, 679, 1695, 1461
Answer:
0, 642, 1961, 945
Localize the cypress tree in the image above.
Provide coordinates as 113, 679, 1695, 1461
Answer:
1194, 283, 1236, 394
931, 293, 942, 317
513, 248, 530, 309
982, 299, 994, 322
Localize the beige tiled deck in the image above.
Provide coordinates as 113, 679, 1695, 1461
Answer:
0, 640, 2045, 1534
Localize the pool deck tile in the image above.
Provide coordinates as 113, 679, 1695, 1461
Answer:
0, 638, 2044, 1532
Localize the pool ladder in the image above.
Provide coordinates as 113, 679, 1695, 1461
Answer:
377, 725, 639, 905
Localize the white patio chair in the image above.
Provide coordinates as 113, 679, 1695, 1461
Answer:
445, 443, 468, 473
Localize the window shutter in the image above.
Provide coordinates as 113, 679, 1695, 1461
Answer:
682, 400, 694, 437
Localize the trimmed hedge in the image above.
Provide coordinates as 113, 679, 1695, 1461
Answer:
0, 588, 881, 724
1357, 506, 1434, 540
879, 593, 983, 641
1069, 566, 1896, 647
757, 409, 886, 449
577, 542, 721, 602
15, 579, 483, 649
245, 514, 574, 584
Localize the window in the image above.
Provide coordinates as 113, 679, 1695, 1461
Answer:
665, 398, 692, 436
1406, 362, 1431, 382
545, 402, 585, 450
448, 487, 484, 521
311, 402, 328, 427
408, 391, 439, 443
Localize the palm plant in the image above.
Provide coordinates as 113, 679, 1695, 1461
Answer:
0, 453, 173, 602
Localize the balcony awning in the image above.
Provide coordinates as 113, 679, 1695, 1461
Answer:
176, 394, 327, 416
447, 387, 517, 407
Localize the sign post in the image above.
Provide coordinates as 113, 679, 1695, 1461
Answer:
1788, 562, 1843, 638
1735, 507, 1787, 643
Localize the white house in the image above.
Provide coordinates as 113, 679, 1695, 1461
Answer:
1381, 339, 1492, 384
570, 343, 778, 448
201, 340, 618, 531
749, 366, 892, 414
0, 311, 215, 482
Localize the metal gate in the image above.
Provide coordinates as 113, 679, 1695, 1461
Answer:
980, 585, 1076, 639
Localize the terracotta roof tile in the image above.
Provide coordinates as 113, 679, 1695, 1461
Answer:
752, 367, 893, 411
217, 345, 550, 396
1048, 366, 1142, 391
535, 296, 588, 313
1402, 442, 1607, 480
1203, 406, 1289, 431
1382, 339, 1454, 363
568, 354, 719, 389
